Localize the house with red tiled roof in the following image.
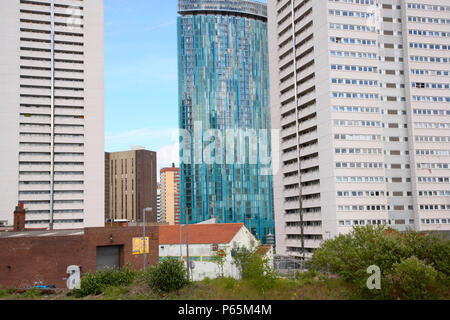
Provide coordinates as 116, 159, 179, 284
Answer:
159, 223, 273, 281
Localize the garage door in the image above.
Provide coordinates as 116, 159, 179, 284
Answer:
96, 246, 120, 271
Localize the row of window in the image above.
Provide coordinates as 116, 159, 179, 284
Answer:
336, 162, 384, 169
330, 50, 377, 59
329, 0, 375, 5
421, 219, 450, 225
332, 106, 379, 113
407, 3, 450, 12
328, 9, 373, 18
411, 69, 449, 77
414, 122, 450, 129
334, 120, 381, 127
336, 176, 384, 183
337, 205, 386, 211
417, 163, 450, 170
335, 148, 383, 155
332, 92, 379, 100
331, 64, 376, 72
335, 134, 381, 141
340, 220, 414, 227
408, 29, 450, 38
408, 16, 450, 24
415, 136, 450, 143
419, 190, 450, 197
416, 150, 450, 156
412, 82, 450, 89
409, 43, 450, 51
331, 78, 378, 86
25, 219, 83, 225
337, 191, 385, 197
420, 205, 450, 211
329, 23, 375, 32
412, 96, 450, 103
410, 55, 450, 63
413, 109, 450, 116
418, 177, 450, 183
330, 37, 376, 45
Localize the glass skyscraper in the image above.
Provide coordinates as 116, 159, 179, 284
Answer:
177, 0, 274, 243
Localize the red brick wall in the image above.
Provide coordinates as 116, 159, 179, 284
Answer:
0, 226, 159, 289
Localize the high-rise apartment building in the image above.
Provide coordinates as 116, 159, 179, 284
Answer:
156, 183, 161, 223
177, 0, 275, 243
160, 165, 180, 225
105, 148, 158, 223
0, 0, 104, 229
268, 0, 450, 259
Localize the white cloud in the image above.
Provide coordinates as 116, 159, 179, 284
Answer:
157, 142, 180, 182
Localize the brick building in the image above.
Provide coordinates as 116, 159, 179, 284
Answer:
0, 225, 159, 289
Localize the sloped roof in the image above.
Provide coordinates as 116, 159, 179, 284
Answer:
159, 223, 245, 245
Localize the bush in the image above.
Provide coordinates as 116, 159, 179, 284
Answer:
21, 287, 42, 299
72, 266, 139, 298
143, 259, 189, 293
384, 256, 440, 300
0, 286, 6, 298
308, 225, 450, 299
232, 246, 277, 293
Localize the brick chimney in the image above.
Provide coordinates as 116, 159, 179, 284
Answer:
14, 202, 26, 232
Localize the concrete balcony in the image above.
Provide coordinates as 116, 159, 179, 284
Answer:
299, 143, 318, 157
281, 137, 297, 150
282, 162, 299, 174
54, 98, 84, 108
20, 59, 51, 69
301, 171, 320, 182
20, 96, 51, 106
19, 154, 51, 162
20, 78, 51, 88
54, 79, 84, 89
19, 174, 51, 182
53, 183, 84, 191
300, 157, 319, 169
53, 193, 84, 201
280, 112, 297, 127
20, 50, 51, 60
20, 87, 51, 97
54, 174, 84, 182
20, 115, 51, 125
284, 175, 300, 186
19, 184, 50, 192
54, 154, 84, 162
53, 202, 84, 211
54, 61, 84, 71
298, 130, 318, 145
302, 198, 321, 208
19, 164, 51, 172
54, 145, 84, 153
20, 134, 51, 144
21, 68, 51, 78
54, 43, 84, 53
19, 193, 50, 202
281, 125, 297, 138
54, 70, 84, 80
19, 144, 50, 153
283, 188, 300, 198
301, 184, 320, 195
54, 135, 84, 144
54, 116, 84, 125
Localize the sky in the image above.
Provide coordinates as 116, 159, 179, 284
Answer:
104, 0, 180, 173
104, 0, 267, 175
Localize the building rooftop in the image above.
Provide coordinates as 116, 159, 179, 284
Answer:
159, 223, 245, 245
178, 0, 267, 20
0, 229, 84, 239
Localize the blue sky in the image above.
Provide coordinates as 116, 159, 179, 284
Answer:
105, 0, 180, 171
104, 0, 267, 172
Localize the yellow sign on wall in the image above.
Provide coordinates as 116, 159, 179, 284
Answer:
132, 237, 149, 255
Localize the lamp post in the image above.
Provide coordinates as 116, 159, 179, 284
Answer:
143, 207, 152, 271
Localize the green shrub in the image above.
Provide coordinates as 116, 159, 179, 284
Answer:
6, 287, 17, 295
0, 286, 6, 297
103, 286, 130, 299
21, 288, 42, 298
143, 259, 189, 293
308, 225, 450, 299
384, 256, 440, 300
72, 266, 139, 298
231, 246, 277, 293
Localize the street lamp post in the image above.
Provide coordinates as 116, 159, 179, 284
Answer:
143, 207, 152, 271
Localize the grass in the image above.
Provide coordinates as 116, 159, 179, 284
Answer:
1, 273, 448, 301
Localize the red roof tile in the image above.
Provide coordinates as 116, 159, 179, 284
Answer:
159, 223, 245, 245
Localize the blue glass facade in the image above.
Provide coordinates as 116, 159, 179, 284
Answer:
177, 0, 274, 244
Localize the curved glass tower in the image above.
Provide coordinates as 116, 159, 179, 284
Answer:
177, 0, 274, 243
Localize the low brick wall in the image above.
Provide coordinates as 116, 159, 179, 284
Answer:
0, 226, 159, 289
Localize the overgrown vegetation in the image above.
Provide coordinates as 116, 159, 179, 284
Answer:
72, 265, 139, 298
141, 258, 190, 294
231, 246, 278, 295
308, 225, 450, 300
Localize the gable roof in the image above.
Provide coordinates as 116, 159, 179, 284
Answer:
159, 223, 245, 245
